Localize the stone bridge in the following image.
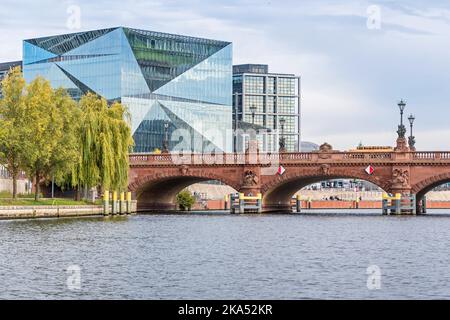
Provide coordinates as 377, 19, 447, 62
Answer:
128, 143, 450, 212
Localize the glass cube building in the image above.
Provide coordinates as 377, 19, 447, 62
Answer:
23, 27, 233, 153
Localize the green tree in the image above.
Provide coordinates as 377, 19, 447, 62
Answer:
22, 77, 79, 200
42, 88, 80, 190
176, 189, 195, 211
71, 93, 133, 196
0, 66, 27, 199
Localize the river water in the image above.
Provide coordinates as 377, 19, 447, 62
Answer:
1, 210, 450, 299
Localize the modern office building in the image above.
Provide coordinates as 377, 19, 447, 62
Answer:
232, 64, 301, 152
0, 61, 22, 98
22, 27, 233, 153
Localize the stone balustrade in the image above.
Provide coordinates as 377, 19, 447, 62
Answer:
129, 151, 450, 166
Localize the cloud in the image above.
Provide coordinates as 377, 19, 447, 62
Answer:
1, 0, 450, 150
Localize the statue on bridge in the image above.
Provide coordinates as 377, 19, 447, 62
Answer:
392, 168, 409, 188
243, 170, 259, 186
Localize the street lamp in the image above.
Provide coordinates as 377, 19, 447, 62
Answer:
396, 99, 407, 139
162, 121, 169, 152
408, 114, 416, 150
250, 105, 257, 125
279, 118, 286, 152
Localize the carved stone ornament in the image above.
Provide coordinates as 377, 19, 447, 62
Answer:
180, 165, 189, 175
320, 164, 331, 175
318, 142, 333, 159
243, 170, 259, 186
319, 142, 333, 152
392, 168, 409, 187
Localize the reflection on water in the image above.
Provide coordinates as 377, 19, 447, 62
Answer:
1, 210, 450, 299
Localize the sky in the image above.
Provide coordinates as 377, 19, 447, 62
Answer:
1, 0, 450, 150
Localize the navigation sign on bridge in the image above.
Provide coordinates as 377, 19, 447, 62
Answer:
365, 165, 374, 175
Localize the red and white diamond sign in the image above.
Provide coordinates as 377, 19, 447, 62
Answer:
277, 165, 286, 175
365, 165, 374, 175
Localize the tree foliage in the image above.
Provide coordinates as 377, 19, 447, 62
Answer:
0, 69, 134, 201
20, 78, 81, 200
71, 92, 133, 193
0, 66, 27, 199
176, 189, 195, 211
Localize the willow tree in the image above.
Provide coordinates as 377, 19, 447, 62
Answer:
72, 92, 133, 196
0, 66, 27, 199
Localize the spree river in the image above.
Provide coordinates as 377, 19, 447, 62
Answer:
1, 210, 450, 299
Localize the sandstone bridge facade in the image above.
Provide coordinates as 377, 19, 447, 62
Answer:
128, 144, 450, 212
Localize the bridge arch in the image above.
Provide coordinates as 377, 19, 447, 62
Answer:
412, 171, 450, 202
128, 169, 241, 211
261, 167, 390, 211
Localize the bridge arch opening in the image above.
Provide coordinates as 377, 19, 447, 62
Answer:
413, 173, 450, 204
132, 177, 238, 211
262, 175, 388, 212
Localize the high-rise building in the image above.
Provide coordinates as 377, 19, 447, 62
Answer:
232, 64, 301, 152
22, 27, 233, 153
0, 61, 22, 98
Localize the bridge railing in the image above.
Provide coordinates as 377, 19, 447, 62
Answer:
130, 151, 393, 165
341, 152, 392, 160
412, 152, 450, 160
129, 151, 450, 165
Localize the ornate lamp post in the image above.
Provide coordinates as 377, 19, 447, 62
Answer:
250, 105, 257, 125
408, 114, 416, 151
245, 105, 258, 152
162, 121, 169, 153
397, 99, 406, 138
279, 118, 286, 152
395, 99, 408, 151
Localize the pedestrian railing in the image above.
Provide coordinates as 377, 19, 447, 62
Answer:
129, 151, 450, 166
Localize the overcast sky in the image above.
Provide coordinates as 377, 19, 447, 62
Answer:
1, 0, 450, 150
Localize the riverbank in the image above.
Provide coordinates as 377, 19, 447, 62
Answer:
0, 201, 137, 220
0, 198, 101, 206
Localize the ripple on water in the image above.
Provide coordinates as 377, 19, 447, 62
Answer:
1, 210, 450, 299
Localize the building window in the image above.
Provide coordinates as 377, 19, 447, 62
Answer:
233, 75, 243, 94
277, 97, 296, 114
267, 77, 276, 94
266, 96, 276, 113
244, 75, 264, 94
244, 95, 264, 113
278, 77, 295, 95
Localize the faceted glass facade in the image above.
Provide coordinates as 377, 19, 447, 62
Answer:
23, 27, 233, 152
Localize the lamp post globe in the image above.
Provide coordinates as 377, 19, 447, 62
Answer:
396, 99, 407, 139
408, 114, 415, 127
398, 99, 406, 125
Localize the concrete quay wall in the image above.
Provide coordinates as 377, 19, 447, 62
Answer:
0, 202, 137, 220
